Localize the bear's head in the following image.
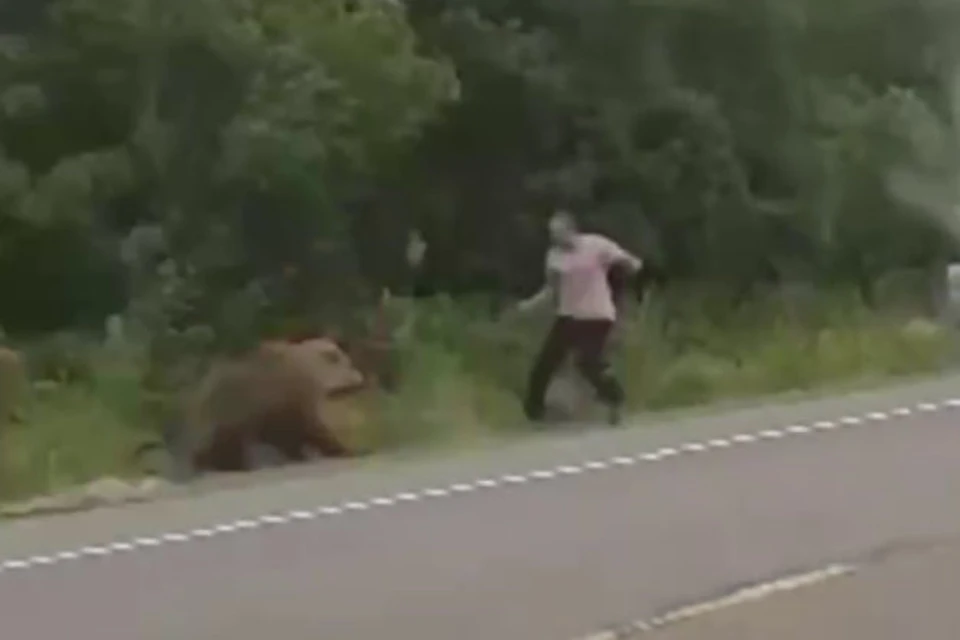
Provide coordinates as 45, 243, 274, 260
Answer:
288, 337, 366, 397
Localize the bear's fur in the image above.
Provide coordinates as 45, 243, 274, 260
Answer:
146, 337, 367, 476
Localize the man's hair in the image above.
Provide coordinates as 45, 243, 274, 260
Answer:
550, 209, 577, 227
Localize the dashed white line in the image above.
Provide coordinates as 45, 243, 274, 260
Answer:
0, 398, 954, 577
235, 518, 261, 528
162, 533, 190, 543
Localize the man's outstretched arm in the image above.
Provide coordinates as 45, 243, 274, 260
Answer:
598, 235, 643, 273
516, 269, 558, 313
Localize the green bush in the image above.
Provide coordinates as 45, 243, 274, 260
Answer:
20, 331, 101, 384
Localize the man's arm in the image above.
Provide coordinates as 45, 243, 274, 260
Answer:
596, 235, 642, 273
516, 268, 558, 313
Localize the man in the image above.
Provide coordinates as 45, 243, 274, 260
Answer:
515, 210, 643, 425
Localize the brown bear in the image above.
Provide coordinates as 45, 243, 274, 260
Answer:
139, 337, 367, 477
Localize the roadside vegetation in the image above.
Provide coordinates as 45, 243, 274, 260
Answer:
1, 285, 950, 503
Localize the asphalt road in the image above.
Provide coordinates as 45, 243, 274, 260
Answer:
1, 374, 959, 640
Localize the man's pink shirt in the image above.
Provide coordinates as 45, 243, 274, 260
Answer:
546, 233, 633, 321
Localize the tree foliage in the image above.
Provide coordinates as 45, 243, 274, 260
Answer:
0, 0, 958, 339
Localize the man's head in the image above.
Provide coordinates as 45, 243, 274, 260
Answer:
548, 210, 578, 247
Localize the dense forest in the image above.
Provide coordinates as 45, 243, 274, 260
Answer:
1, 0, 960, 501
2, 0, 959, 334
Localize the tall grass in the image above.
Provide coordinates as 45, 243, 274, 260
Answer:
0, 285, 952, 502
0, 344, 148, 501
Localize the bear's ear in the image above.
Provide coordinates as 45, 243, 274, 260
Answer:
321, 329, 349, 353
287, 326, 329, 344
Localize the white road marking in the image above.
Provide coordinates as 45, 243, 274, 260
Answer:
574, 563, 856, 638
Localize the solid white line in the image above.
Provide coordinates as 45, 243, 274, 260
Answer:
0, 398, 954, 577
573, 563, 856, 638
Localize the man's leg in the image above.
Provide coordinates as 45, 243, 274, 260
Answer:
573, 319, 625, 425
523, 318, 573, 421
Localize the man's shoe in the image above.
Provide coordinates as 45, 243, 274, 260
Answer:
606, 402, 623, 426
524, 405, 546, 424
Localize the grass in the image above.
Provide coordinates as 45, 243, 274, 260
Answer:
0, 348, 148, 501
0, 285, 953, 503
